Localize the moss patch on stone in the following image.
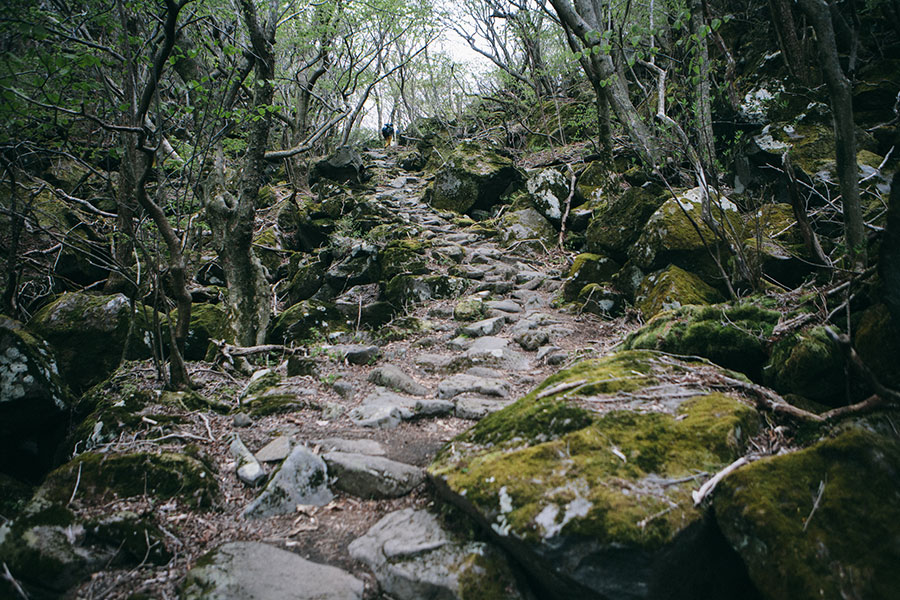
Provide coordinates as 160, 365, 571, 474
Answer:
854, 303, 900, 389
624, 302, 780, 380
39, 451, 217, 508
430, 351, 758, 551
270, 300, 348, 343
763, 326, 845, 406
562, 253, 621, 301
585, 185, 665, 260
714, 428, 900, 600
635, 265, 724, 318
381, 239, 430, 280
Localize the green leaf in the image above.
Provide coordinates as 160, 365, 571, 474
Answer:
711, 18, 722, 31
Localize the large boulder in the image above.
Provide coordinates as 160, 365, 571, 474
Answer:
0, 316, 73, 480
427, 142, 522, 214
624, 303, 780, 380
628, 187, 741, 280
714, 428, 900, 600
561, 253, 620, 302
634, 265, 724, 318
29, 292, 152, 391
349, 508, 525, 600
309, 146, 368, 184
526, 167, 570, 225
270, 300, 348, 343
763, 326, 845, 406
854, 303, 900, 390
429, 350, 761, 600
586, 185, 666, 262
182, 541, 364, 600
497, 208, 556, 252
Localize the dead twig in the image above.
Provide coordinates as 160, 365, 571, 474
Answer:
803, 477, 826, 531
692, 456, 750, 505
68, 462, 82, 506
557, 164, 576, 250
2, 562, 29, 599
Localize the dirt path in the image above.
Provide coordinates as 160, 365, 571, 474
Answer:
73, 149, 634, 599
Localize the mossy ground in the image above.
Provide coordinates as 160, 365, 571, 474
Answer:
430, 351, 759, 550
714, 428, 900, 600
763, 326, 845, 405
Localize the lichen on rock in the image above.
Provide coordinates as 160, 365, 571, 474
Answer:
429, 350, 760, 598
634, 265, 724, 318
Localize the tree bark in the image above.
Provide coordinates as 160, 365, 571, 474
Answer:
205, 0, 276, 347
548, 0, 662, 167
798, 0, 866, 270
768, 0, 808, 83
689, 0, 717, 176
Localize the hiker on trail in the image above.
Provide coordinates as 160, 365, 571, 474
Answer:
381, 123, 394, 148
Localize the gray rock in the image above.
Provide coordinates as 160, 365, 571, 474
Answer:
361, 388, 418, 419
368, 364, 428, 396
327, 344, 381, 365
455, 396, 514, 420
232, 413, 252, 428
447, 336, 474, 351
485, 299, 523, 313
465, 366, 506, 379
348, 403, 402, 429
437, 374, 511, 400
332, 379, 355, 399
254, 436, 292, 463
229, 434, 266, 486
321, 402, 345, 420
450, 336, 530, 371
536, 345, 562, 361
243, 446, 332, 518
414, 353, 452, 373
513, 328, 551, 351
316, 438, 386, 456
458, 316, 505, 338
546, 351, 568, 366
323, 452, 425, 498
348, 508, 524, 600
414, 399, 456, 417
182, 541, 364, 600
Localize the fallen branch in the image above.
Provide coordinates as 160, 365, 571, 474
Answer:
692, 456, 749, 505
802, 477, 826, 531
2, 562, 29, 600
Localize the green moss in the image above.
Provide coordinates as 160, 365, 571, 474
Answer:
0, 474, 33, 519
624, 302, 779, 380
454, 296, 486, 321
457, 548, 522, 600
381, 239, 430, 280
854, 304, 900, 389
170, 303, 231, 361
562, 253, 621, 301
242, 390, 310, 417
86, 511, 172, 565
431, 365, 757, 550
270, 300, 348, 343
635, 265, 724, 318
714, 428, 900, 600
585, 185, 665, 260
39, 451, 217, 508
763, 326, 844, 405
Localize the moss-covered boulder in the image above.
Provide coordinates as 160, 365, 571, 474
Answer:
252, 227, 284, 276
714, 428, 900, 600
29, 292, 152, 392
285, 258, 327, 306
763, 326, 845, 406
577, 284, 626, 318
429, 350, 760, 599
427, 142, 522, 214
380, 239, 430, 280
575, 161, 607, 206
171, 303, 231, 361
270, 300, 348, 343
526, 167, 569, 225
562, 253, 620, 302
625, 303, 780, 380
585, 185, 666, 261
854, 303, 900, 390
0, 499, 171, 598
38, 451, 217, 508
497, 208, 556, 252
324, 241, 381, 289
629, 187, 741, 279
635, 265, 724, 318
1, 316, 73, 481
742, 203, 811, 287
385, 274, 469, 308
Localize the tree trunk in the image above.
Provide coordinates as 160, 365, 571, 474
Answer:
206, 0, 276, 347
689, 0, 717, 176
798, 0, 866, 270
769, 0, 809, 83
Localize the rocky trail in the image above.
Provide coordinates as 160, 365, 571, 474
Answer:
29, 149, 629, 599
